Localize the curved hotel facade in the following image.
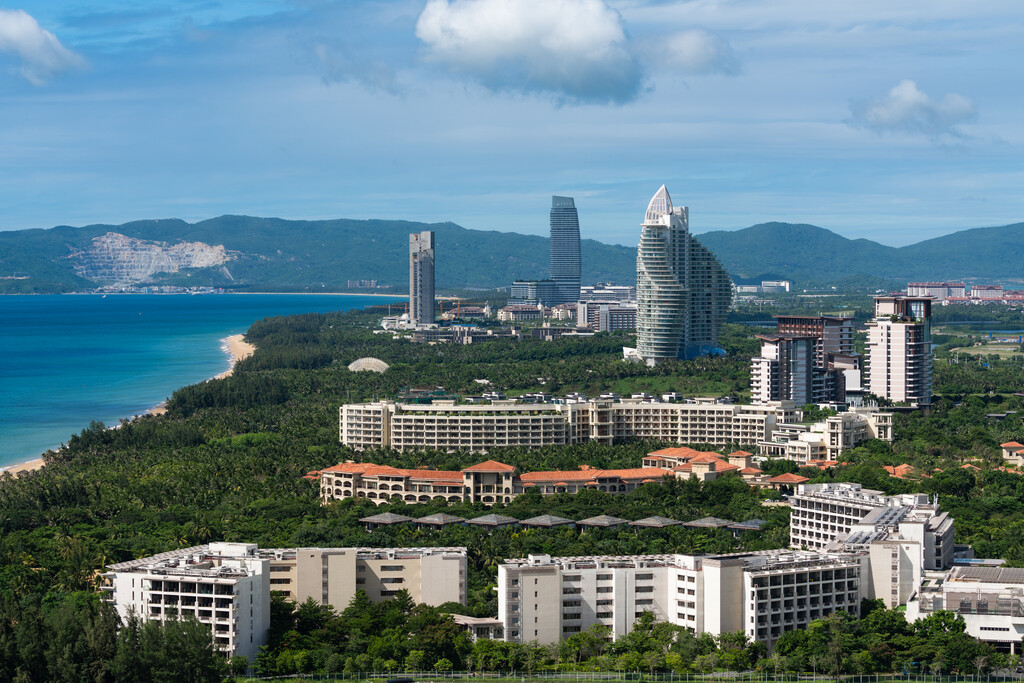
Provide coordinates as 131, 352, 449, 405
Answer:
635, 186, 731, 363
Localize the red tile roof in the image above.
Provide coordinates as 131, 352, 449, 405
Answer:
739, 467, 763, 475
519, 467, 670, 483
1002, 442, 1024, 448
768, 473, 810, 484
462, 460, 515, 472
646, 447, 721, 460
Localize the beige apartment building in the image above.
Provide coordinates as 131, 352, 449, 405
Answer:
339, 398, 801, 453
263, 546, 466, 609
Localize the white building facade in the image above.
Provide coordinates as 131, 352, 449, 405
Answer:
498, 550, 865, 651
634, 185, 731, 364
102, 542, 271, 661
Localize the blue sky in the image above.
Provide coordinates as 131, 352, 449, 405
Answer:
1, 1, 1022, 246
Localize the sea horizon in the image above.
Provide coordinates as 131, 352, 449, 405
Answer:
0, 293, 405, 468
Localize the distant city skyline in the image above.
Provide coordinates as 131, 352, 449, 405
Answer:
2, 2, 1023, 247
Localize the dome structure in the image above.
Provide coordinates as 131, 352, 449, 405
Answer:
347, 357, 390, 373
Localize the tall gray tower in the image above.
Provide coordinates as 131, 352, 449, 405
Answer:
549, 196, 581, 305
409, 231, 435, 324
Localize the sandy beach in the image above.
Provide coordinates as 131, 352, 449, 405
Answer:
1, 458, 45, 478
2, 334, 259, 478
214, 334, 256, 380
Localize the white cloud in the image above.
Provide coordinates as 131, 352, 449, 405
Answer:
0, 9, 85, 84
663, 30, 739, 75
414, 0, 644, 104
849, 79, 976, 139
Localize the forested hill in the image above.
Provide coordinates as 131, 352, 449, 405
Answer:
697, 221, 1024, 285
0, 216, 637, 293
2, 214, 1024, 292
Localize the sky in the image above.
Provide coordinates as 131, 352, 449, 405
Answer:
1, 1, 1022, 247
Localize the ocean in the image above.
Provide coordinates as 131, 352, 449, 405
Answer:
0, 293, 405, 468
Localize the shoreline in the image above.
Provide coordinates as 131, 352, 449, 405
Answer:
2, 334, 257, 478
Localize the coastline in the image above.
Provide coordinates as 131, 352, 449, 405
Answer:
2, 333, 257, 478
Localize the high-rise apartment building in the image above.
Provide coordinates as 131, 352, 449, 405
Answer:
770, 315, 859, 403
409, 231, 435, 324
750, 335, 817, 405
634, 185, 731, 363
549, 196, 581, 305
865, 295, 932, 406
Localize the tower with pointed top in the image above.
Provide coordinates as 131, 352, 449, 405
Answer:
635, 185, 731, 363
549, 196, 581, 305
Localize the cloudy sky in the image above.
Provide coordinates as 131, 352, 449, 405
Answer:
2, 1, 1022, 246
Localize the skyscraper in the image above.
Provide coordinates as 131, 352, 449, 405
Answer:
865, 295, 932, 406
549, 196, 581, 305
634, 185, 731, 363
409, 231, 435, 324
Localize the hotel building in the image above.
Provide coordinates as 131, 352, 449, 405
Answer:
634, 185, 732, 363
102, 544, 468, 659
908, 566, 1024, 653
498, 550, 864, 650
101, 543, 271, 661
788, 482, 953, 572
313, 459, 676, 506
339, 398, 802, 453
549, 196, 582, 305
409, 231, 435, 324
865, 295, 932, 406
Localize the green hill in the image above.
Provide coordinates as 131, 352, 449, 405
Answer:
0, 216, 637, 293
2, 214, 1023, 293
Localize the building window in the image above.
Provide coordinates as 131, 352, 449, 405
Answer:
380, 565, 405, 572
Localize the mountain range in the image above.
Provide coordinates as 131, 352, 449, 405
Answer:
0, 215, 1022, 293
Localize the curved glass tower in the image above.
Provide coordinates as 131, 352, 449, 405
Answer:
549, 196, 581, 305
636, 185, 731, 363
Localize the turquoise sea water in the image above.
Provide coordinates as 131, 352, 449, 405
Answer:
0, 293, 405, 468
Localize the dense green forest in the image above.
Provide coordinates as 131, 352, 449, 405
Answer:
5, 307, 1024, 679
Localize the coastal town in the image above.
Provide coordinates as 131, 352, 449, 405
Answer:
2, 4, 1023, 678
52, 188, 1024, 678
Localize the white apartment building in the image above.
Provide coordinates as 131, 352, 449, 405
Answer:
101, 542, 271, 661
498, 550, 864, 650
758, 408, 894, 463
789, 483, 953, 573
499, 553, 704, 645
750, 335, 816, 405
577, 300, 638, 332
102, 544, 468, 660
264, 547, 466, 609
340, 398, 802, 452
908, 566, 1024, 653
907, 282, 966, 301
865, 295, 932, 406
